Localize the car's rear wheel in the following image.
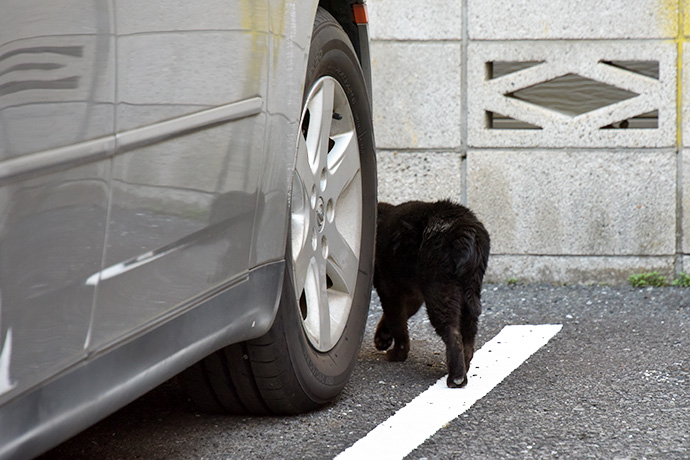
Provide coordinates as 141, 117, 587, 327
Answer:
180, 7, 376, 414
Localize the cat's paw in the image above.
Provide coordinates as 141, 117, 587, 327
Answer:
446, 372, 468, 388
384, 347, 408, 362
374, 331, 393, 351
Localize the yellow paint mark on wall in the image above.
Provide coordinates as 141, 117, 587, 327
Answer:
660, 0, 686, 146
677, 0, 686, 148
659, 0, 680, 37
657, 0, 690, 146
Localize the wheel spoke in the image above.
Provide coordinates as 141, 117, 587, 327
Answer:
325, 226, 359, 296
301, 259, 321, 344
290, 153, 314, 298
325, 131, 360, 202
306, 79, 335, 172
295, 132, 317, 190
316, 262, 332, 350
301, 257, 331, 350
292, 234, 315, 300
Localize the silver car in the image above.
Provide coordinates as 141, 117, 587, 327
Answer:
0, 2, 376, 458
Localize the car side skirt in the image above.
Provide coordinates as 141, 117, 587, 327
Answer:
0, 260, 284, 460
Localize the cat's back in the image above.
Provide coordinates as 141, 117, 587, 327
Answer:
375, 201, 434, 279
420, 200, 490, 277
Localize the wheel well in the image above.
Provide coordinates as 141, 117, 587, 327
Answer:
317, 0, 372, 103
319, 1, 363, 58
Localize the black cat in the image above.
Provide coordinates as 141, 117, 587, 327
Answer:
373, 200, 491, 388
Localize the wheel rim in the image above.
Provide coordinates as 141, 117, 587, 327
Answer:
291, 76, 363, 352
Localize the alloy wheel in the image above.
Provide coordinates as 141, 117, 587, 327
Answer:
291, 76, 363, 352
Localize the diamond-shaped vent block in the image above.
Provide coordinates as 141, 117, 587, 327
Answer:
506, 73, 639, 116
600, 61, 659, 79
487, 61, 544, 79
486, 111, 542, 130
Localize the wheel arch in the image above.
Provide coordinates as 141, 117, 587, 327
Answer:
318, 0, 373, 105
180, 7, 377, 415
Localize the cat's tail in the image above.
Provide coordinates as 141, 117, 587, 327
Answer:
452, 225, 490, 277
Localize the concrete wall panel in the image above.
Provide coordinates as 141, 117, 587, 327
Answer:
467, 150, 676, 257
368, 0, 462, 40
468, 0, 678, 40
371, 42, 461, 150
367, 1, 685, 284
377, 151, 463, 205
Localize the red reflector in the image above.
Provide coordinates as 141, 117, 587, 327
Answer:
352, 4, 369, 24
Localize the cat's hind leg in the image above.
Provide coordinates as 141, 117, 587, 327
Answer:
424, 285, 468, 387
460, 288, 481, 372
375, 289, 423, 361
374, 314, 393, 351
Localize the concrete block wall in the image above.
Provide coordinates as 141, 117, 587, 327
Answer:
368, 0, 687, 284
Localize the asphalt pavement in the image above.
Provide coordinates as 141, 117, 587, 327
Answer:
39, 283, 689, 460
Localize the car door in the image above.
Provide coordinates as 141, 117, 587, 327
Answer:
0, 1, 114, 399
87, 0, 271, 350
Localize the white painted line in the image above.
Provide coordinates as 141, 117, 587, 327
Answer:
335, 324, 563, 460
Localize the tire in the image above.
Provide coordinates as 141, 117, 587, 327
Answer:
180, 7, 376, 415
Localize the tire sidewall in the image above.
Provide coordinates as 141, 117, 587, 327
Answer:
278, 12, 376, 404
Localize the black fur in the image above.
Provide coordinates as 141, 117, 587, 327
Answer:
373, 200, 491, 388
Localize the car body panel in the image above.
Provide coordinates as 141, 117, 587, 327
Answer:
88, 0, 272, 349
0, 0, 371, 458
0, 0, 114, 411
250, 1, 313, 267
0, 0, 115, 160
